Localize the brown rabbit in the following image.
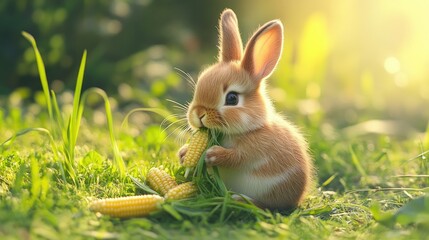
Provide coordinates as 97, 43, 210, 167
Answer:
179, 9, 313, 210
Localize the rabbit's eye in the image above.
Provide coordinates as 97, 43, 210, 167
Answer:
225, 91, 239, 106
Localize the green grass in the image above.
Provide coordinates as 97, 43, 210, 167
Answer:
1, 34, 429, 239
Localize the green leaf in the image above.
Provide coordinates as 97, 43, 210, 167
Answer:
130, 175, 158, 195
302, 206, 333, 215
321, 173, 337, 187
79, 88, 126, 177
21, 32, 53, 123
69, 50, 87, 157
121, 107, 176, 129
349, 145, 367, 177
162, 204, 183, 221
372, 195, 429, 227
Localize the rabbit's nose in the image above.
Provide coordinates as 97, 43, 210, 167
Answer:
198, 113, 206, 127
198, 113, 206, 120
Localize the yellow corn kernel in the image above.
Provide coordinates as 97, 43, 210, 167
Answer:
146, 167, 178, 196
89, 194, 164, 218
182, 129, 209, 177
165, 182, 198, 200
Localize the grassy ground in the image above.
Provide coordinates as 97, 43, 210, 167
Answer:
1, 104, 428, 240
1, 35, 429, 240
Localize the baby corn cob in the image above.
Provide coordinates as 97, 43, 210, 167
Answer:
165, 182, 198, 200
183, 128, 209, 177
146, 167, 178, 196
89, 194, 164, 218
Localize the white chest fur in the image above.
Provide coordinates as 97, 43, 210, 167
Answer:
218, 135, 298, 200
218, 164, 299, 201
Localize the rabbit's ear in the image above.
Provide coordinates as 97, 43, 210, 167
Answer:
241, 20, 283, 81
218, 9, 243, 62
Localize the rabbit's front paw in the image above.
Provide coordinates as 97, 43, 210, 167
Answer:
205, 145, 226, 166
178, 144, 188, 164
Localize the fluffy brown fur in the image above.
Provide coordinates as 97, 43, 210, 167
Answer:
179, 9, 314, 210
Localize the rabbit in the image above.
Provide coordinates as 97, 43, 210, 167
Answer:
178, 8, 313, 210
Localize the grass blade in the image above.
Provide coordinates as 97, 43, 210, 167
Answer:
21, 32, 53, 124
69, 50, 87, 159
79, 88, 126, 177
321, 173, 337, 187
121, 107, 176, 129
1, 128, 52, 147
162, 204, 183, 221
392, 175, 429, 178
21, 32, 73, 183
349, 145, 367, 177
130, 176, 158, 195
50, 91, 65, 136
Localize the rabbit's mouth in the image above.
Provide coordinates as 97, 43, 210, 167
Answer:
188, 106, 223, 129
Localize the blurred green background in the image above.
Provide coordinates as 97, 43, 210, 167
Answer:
1, 0, 428, 134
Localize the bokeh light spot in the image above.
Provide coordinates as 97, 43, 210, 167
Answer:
384, 56, 401, 74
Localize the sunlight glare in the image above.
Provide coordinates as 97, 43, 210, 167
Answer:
384, 56, 401, 74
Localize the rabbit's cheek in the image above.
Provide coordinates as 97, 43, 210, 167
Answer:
188, 109, 201, 128
239, 112, 252, 125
